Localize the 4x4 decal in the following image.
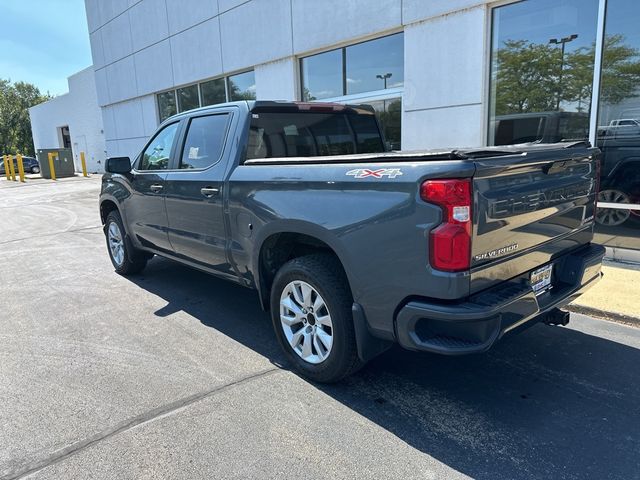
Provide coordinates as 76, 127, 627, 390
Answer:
346, 168, 403, 179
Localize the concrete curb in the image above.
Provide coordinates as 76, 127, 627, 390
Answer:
565, 304, 640, 328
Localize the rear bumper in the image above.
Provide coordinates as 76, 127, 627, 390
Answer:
395, 243, 605, 355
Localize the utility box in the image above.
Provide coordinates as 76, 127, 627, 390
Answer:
36, 148, 75, 179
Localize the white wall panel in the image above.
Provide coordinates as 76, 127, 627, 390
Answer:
403, 7, 485, 111
98, 0, 130, 24
402, 104, 484, 150
255, 58, 297, 100
112, 100, 145, 139
291, 0, 401, 53
220, 0, 292, 72
105, 56, 138, 103
85, 0, 102, 32
94, 68, 109, 106
403, 0, 489, 25
218, 0, 248, 14
101, 11, 133, 65
170, 18, 223, 86
134, 40, 174, 96
140, 95, 159, 135
89, 30, 105, 69
165, 0, 218, 35
118, 137, 147, 160
129, 0, 169, 51
102, 106, 117, 141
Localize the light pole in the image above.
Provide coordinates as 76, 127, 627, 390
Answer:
376, 73, 392, 89
549, 34, 578, 110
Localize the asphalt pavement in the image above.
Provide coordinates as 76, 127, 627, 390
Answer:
1, 176, 639, 480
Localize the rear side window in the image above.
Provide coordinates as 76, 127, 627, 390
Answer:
246, 112, 384, 159
179, 114, 229, 170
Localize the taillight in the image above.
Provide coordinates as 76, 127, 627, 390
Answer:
421, 179, 472, 272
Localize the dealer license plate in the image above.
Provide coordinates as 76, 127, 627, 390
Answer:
530, 264, 553, 295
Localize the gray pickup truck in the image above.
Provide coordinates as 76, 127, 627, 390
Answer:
100, 101, 605, 382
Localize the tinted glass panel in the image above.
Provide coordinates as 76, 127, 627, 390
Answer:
180, 114, 229, 170
246, 112, 384, 159
367, 98, 402, 150
139, 122, 179, 171
157, 91, 177, 122
488, 0, 599, 146
228, 71, 256, 101
346, 33, 404, 95
301, 49, 343, 101
200, 78, 227, 106
593, 0, 640, 250
177, 84, 200, 112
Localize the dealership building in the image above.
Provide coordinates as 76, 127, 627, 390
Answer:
29, 0, 640, 251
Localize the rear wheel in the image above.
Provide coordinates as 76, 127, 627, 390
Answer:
105, 210, 148, 275
596, 189, 631, 226
31, 165, 40, 174
270, 254, 362, 383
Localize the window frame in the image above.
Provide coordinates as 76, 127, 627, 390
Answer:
174, 111, 233, 172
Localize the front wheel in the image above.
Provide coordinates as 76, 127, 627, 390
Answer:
270, 254, 362, 383
105, 210, 148, 275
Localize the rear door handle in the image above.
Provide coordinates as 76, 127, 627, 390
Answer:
200, 186, 220, 198
150, 184, 164, 193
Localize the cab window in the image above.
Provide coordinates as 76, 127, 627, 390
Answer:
179, 114, 230, 170
139, 122, 179, 171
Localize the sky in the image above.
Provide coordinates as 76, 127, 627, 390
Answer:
0, 0, 92, 96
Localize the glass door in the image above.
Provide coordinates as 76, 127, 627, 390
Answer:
593, 0, 640, 249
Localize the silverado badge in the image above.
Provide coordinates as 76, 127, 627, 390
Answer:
474, 243, 519, 262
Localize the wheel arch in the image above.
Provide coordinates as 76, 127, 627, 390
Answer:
254, 223, 354, 312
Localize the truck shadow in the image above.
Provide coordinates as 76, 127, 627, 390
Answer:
130, 257, 640, 480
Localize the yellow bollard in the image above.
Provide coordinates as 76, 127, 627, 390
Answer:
2, 155, 9, 180
8, 154, 16, 181
16, 154, 25, 183
80, 151, 88, 177
47, 152, 57, 181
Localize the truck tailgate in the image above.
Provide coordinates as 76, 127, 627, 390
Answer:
470, 145, 598, 293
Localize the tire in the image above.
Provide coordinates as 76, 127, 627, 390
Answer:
31, 166, 40, 174
596, 189, 631, 226
270, 254, 362, 383
105, 210, 148, 275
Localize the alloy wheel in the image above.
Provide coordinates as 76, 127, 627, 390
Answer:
107, 221, 125, 266
279, 280, 333, 364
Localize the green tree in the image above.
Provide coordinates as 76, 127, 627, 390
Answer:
494, 40, 560, 115
0, 79, 50, 156
494, 35, 640, 116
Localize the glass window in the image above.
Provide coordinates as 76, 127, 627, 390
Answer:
593, 0, 640, 250
177, 84, 200, 112
157, 91, 177, 123
367, 98, 402, 150
228, 71, 256, 101
346, 33, 404, 95
200, 78, 227, 106
139, 122, 179, 171
246, 111, 385, 160
488, 0, 599, 146
301, 49, 343, 101
179, 114, 229, 170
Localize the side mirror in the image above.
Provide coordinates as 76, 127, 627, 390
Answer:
105, 157, 132, 174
